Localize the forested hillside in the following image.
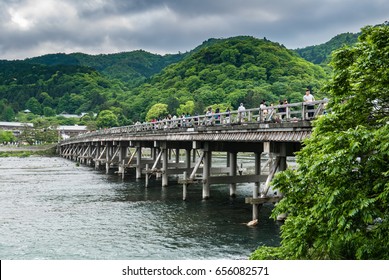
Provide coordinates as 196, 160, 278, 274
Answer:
1, 36, 329, 125
26, 50, 185, 88
295, 32, 359, 64
0, 60, 130, 122
125, 36, 328, 121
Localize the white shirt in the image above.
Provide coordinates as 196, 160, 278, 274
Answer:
238, 105, 246, 112
303, 93, 315, 102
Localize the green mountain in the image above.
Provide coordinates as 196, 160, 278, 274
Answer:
295, 32, 360, 64
124, 36, 328, 121
1, 36, 331, 124
25, 50, 186, 88
0, 60, 128, 117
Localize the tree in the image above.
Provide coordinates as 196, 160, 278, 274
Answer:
25, 97, 42, 115
43, 107, 56, 117
2, 106, 15, 121
96, 110, 119, 128
0, 130, 16, 143
251, 25, 389, 260
145, 103, 169, 121
34, 128, 58, 143
177, 101, 195, 116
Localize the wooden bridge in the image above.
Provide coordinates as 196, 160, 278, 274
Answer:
58, 100, 327, 221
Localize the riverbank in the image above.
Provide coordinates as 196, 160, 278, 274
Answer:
0, 144, 57, 157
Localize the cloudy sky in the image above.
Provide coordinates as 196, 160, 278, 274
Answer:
0, 0, 388, 60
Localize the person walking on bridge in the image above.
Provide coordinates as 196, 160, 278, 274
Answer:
303, 88, 315, 118
238, 103, 246, 124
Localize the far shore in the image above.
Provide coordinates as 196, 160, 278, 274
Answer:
0, 144, 57, 157
0, 144, 57, 152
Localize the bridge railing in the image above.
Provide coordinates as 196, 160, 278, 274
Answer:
63, 100, 328, 142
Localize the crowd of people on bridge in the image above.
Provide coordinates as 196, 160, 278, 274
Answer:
131, 88, 319, 131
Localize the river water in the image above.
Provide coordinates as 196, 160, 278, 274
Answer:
0, 156, 280, 260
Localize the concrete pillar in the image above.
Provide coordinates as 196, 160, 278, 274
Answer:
183, 171, 188, 201
118, 145, 127, 178
105, 143, 112, 174
279, 143, 287, 172
229, 151, 237, 197
252, 152, 261, 220
86, 144, 91, 166
136, 145, 142, 179
95, 143, 101, 170
145, 164, 149, 188
202, 148, 211, 199
175, 148, 180, 164
185, 149, 191, 169
152, 147, 157, 160
162, 146, 168, 187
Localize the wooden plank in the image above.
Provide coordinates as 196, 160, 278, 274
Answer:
165, 167, 231, 175
245, 196, 282, 204
207, 174, 267, 184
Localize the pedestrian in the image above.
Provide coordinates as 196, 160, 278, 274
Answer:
238, 103, 246, 124
278, 100, 285, 120
259, 100, 267, 122
205, 107, 213, 125
303, 88, 315, 118
214, 108, 220, 124
225, 107, 231, 124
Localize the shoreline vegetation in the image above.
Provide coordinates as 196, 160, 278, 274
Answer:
0, 144, 57, 157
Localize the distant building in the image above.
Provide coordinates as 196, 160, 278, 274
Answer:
0, 121, 34, 136
57, 125, 88, 139
57, 112, 90, 119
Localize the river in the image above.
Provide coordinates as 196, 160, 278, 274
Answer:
0, 156, 280, 260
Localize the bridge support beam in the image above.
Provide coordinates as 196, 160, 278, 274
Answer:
162, 144, 168, 187
202, 144, 212, 199
136, 145, 142, 179
185, 149, 191, 169
229, 151, 237, 197
118, 143, 128, 179
94, 143, 102, 170
252, 152, 262, 220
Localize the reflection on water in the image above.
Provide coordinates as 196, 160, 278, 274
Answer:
0, 157, 280, 259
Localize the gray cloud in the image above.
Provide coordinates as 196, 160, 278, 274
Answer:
0, 0, 388, 59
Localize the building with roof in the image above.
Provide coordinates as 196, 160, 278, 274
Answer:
57, 125, 88, 139
0, 122, 34, 136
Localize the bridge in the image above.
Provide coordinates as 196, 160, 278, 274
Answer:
58, 100, 327, 221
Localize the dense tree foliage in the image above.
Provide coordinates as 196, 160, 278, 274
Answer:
96, 110, 119, 128
26, 50, 186, 88
0, 61, 131, 125
251, 25, 389, 260
0, 99, 15, 121
0, 130, 16, 143
125, 36, 328, 120
2, 36, 329, 125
